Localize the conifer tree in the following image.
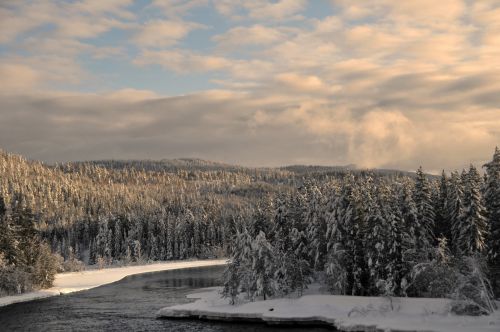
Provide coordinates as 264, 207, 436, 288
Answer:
326, 175, 364, 295
447, 171, 464, 254
0, 195, 17, 265
413, 167, 435, 254
435, 171, 450, 241
305, 185, 327, 270
483, 147, 500, 296
251, 231, 276, 300
386, 193, 407, 296
365, 184, 391, 295
287, 227, 312, 296
458, 165, 487, 256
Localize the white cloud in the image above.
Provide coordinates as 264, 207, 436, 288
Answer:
213, 25, 288, 49
0, 63, 39, 92
134, 19, 203, 47
2, 0, 500, 170
134, 49, 232, 73
214, 0, 306, 21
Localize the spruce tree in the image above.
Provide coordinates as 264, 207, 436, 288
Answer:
434, 171, 450, 241
366, 184, 392, 295
458, 165, 487, 256
386, 191, 407, 296
413, 167, 435, 255
305, 185, 327, 271
0, 195, 17, 265
483, 147, 500, 295
251, 231, 276, 300
326, 175, 364, 295
288, 227, 312, 296
447, 171, 464, 254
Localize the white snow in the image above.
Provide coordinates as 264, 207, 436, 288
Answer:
157, 286, 500, 332
0, 259, 226, 308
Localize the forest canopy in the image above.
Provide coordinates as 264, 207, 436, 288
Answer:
0, 148, 499, 316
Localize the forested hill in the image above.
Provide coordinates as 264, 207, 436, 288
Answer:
68, 158, 419, 181
75, 158, 250, 173
0, 148, 475, 298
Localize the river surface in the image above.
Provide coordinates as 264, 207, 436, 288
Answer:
0, 265, 332, 331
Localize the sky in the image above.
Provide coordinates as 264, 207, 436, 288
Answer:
1, 0, 499, 171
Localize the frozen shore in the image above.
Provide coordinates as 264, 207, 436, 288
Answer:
157, 286, 500, 332
0, 259, 227, 308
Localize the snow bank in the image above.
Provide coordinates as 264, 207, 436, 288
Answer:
157, 287, 500, 332
0, 259, 226, 308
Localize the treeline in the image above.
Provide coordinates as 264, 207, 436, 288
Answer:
223, 149, 500, 316
0, 151, 287, 296
0, 194, 58, 296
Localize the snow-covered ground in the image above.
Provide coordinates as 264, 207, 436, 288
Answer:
157, 286, 500, 332
0, 259, 226, 308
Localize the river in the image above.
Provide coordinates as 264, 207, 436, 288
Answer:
0, 265, 332, 331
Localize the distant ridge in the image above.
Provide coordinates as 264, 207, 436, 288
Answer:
68, 158, 425, 178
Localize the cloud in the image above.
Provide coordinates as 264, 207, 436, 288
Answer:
148, 0, 208, 17
105, 88, 161, 102
0, 56, 86, 93
134, 49, 232, 73
0, 63, 39, 92
0, 0, 134, 43
134, 19, 203, 47
213, 25, 288, 49
2, 0, 500, 171
214, 0, 306, 21
3, 85, 500, 171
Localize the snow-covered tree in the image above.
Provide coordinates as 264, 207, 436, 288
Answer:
251, 231, 276, 300
483, 147, 500, 296
413, 167, 435, 254
434, 171, 450, 241
446, 171, 464, 254
458, 165, 487, 256
287, 227, 312, 296
305, 185, 327, 270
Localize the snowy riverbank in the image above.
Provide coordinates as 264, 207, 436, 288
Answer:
0, 259, 226, 308
157, 286, 500, 332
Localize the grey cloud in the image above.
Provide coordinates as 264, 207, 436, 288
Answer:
0, 93, 350, 167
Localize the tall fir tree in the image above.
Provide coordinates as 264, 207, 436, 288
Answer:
251, 231, 276, 300
458, 165, 487, 256
446, 171, 464, 254
413, 167, 435, 255
483, 147, 500, 295
305, 185, 327, 271
434, 171, 450, 242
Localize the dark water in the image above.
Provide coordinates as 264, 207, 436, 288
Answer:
0, 265, 332, 331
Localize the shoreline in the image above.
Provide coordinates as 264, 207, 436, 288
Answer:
0, 259, 227, 308
157, 287, 500, 332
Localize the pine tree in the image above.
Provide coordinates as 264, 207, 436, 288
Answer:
434, 171, 450, 241
398, 179, 418, 250
458, 165, 487, 256
305, 185, 327, 271
447, 171, 464, 254
113, 217, 122, 260
221, 259, 240, 305
413, 167, 435, 255
251, 196, 273, 238
251, 231, 276, 300
326, 175, 364, 295
0, 195, 17, 265
483, 147, 500, 296
365, 184, 391, 295
386, 195, 407, 296
288, 227, 312, 296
